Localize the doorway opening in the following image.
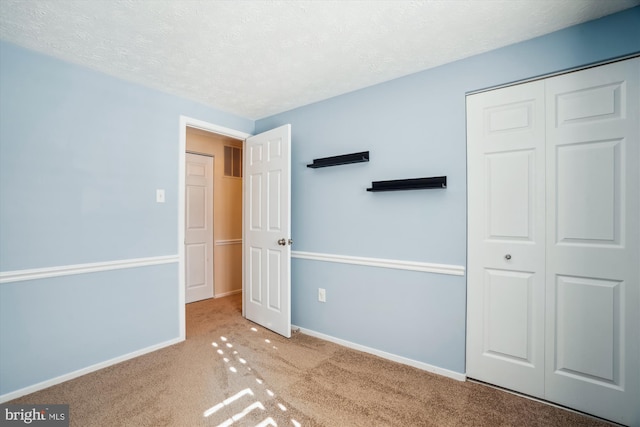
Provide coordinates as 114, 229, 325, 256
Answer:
185, 128, 244, 303
178, 116, 251, 340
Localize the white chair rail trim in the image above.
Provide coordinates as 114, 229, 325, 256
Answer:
215, 239, 243, 246
0, 255, 179, 284
291, 251, 465, 276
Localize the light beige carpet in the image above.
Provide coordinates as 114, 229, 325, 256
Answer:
9, 294, 612, 426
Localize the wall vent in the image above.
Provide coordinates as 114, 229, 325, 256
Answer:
224, 146, 242, 178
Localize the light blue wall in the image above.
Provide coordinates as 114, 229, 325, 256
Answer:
0, 41, 253, 270
0, 264, 177, 394
257, 7, 640, 374
0, 41, 253, 395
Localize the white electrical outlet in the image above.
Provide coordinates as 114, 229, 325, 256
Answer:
318, 288, 326, 303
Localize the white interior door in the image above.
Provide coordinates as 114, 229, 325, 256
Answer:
467, 57, 639, 426
185, 153, 214, 303
466, 80, 546, 398
243, 125, 292, 338
544, 58, 639, 426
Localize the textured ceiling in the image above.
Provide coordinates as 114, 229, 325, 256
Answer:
1, 0, 638, 119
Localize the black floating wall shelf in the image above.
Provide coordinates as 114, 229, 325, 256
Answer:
307, 151, 369, 168
367, 176, 447, 192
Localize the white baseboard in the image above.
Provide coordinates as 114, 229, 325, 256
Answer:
0, 337, 184, 403
0, 325, 464, 403
215, 289, 242, 298
292, 325, 466, 382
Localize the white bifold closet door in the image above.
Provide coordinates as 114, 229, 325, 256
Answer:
467, 79, 547, 398
466, 57, 639, 426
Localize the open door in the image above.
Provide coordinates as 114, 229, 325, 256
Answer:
243, 125, 292, 337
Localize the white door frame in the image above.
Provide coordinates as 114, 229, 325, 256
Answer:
178, 115, 251, 340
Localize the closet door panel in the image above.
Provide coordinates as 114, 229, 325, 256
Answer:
556, 139, 621, 244
545, 58, 639, 426
466, 80, 546, 398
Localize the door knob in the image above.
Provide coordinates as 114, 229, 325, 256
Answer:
505, 254, 512, 260
277, 238, 286, 246
288, 239, 293, 246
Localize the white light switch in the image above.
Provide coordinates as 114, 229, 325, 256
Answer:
156, 189, 165, 203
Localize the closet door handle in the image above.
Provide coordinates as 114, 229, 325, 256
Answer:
277, 238, 286, 246
505, 254, 512, 260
